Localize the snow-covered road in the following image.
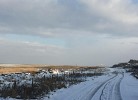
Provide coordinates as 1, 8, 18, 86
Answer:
92, 73, 123, 100
44, 69, 138, 100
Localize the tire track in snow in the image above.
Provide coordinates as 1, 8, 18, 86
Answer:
99, 80, 113, 100
100, 73, 124, 100
64, 81, 99, 100
81, 74, 117, 100
59, 77, 101, 100
112, 73, 124, 100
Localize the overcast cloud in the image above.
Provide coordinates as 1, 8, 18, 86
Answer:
0, 0, 138, 66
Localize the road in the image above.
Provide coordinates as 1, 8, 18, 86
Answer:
80, 73, 124, 100
45, 69, 125, 100
91, 73, 124, 100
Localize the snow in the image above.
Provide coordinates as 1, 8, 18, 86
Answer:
43, 74, 114, 100
43, 68, 138, 100
120, 73, 138, 100
1, 68, 138, 100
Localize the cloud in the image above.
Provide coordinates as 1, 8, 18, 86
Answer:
80, 0, 138, 36
0, 0, 138, 38
1, 35, 138, 65
0, 0, 67, 36
0, 38, 69, 64
0, 0, 138, 65
81, 0, 138, 24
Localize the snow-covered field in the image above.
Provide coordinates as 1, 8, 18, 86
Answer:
121, 73, 138, 100
43, 68, 138, 100
1, 68, 138, 100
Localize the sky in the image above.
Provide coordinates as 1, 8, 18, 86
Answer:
0, 0, 138, 66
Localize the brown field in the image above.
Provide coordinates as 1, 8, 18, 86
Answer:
0, 64, 101, 74
0, 67, 38, 74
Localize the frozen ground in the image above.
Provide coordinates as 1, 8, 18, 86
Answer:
43, 68, 138, 100
1, 68, 138, 100
121, 73, 138, 100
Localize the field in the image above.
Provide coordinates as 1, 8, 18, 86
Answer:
0, 64, 100, 74
0, 64, 104, 99
1, 64, 138, 100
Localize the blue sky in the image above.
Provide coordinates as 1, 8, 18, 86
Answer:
0, 0, 138, 66
1, 34, 66, 47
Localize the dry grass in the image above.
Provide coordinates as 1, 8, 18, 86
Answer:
0, 64, 42, 74
0, 64, 100, 74
0, 67, 39, 74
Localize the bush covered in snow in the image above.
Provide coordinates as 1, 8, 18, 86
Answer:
0, 68, 104, 99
